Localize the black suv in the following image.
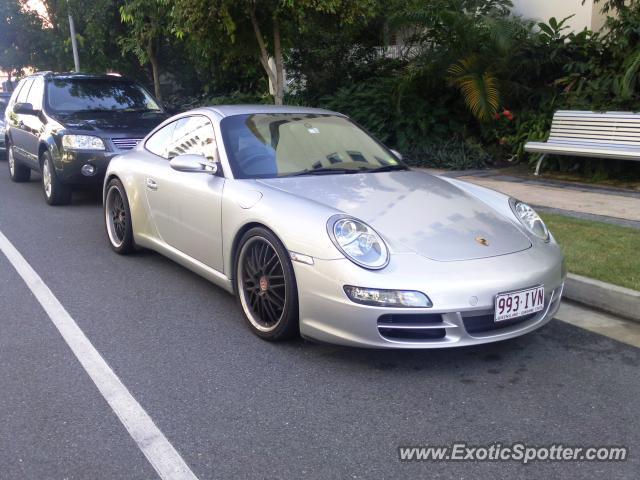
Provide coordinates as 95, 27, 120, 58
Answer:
4, 72, 167, 205
0, 92, 10, 158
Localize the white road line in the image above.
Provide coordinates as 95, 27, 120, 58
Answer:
0, 229, 199, 480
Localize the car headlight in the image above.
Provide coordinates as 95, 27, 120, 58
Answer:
327, 215, 389, 269
62, 134, 105, 151
509, 198, 549, 242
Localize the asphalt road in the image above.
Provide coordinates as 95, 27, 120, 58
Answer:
0, 168, 639, 479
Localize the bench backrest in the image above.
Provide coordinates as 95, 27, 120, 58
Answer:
549, 110, 640, 146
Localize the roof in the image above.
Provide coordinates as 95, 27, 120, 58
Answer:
203, 104, 341, 118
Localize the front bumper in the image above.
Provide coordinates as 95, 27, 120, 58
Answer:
293, 245, 565, 349
57, 150, 119, 184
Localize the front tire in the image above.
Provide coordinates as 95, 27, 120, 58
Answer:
7, 142, 31, 182
235, 227, 299, 341
41, 150, 71, 205
104, 178, 135, 254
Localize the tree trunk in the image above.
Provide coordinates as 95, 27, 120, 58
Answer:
249, 5, 280, 104
150, 56, 162, 101
272, 16, 285, 105
147, 41, 162, 101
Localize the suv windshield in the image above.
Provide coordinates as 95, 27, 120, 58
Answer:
220, 113, 406, 179
46, 78, 161, 113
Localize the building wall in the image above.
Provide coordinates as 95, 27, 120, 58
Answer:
511, 0, 607, 32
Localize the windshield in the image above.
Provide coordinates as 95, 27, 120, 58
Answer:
220, 113, 405, 179
46, 78, 161, 113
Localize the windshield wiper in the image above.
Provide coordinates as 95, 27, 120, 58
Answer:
366, 164, 409, 173
285, 167, 363, 177
122, 108, 161, 113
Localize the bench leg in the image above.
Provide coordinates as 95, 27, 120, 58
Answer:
534, 154, 547, 176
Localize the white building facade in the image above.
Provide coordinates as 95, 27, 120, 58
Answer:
511, 0, 610, 32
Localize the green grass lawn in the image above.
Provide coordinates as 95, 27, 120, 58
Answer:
541, 213, 640, 291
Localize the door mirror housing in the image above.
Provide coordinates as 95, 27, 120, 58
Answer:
390, 149, 403, 161
13, 102, 37, 115
169, 154, 218, 175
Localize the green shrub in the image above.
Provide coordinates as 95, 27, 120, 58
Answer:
403, 138, 490, 170
164, 91, 271, 113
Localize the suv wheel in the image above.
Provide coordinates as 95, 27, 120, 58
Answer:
41, 150, 71, 205
7, 142, 31, 182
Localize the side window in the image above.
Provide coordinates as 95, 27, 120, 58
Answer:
16, 78, 34, 104
145, 120, 178, 158
27, 77, 44, 110
167, 116, 218, 161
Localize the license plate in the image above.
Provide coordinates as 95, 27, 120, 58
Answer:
495, 286, 545, 322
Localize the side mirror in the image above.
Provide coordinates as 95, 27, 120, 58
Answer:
390, 149, 403, 161
169, 154, 218, 175
13, 102, 37, 115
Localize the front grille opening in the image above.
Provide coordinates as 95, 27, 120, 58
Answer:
378, 314, 443, 325
462, 312, 537, 334
379, 328, 446, 340
112, 138, 142, 150
377, 313, 446, 341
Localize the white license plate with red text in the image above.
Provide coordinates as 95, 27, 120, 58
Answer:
494, 286, 545, 322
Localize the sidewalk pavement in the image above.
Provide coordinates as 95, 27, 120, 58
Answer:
423, 168, 640, 227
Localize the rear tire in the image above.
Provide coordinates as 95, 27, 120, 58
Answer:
7, 142, 31, 183
104, 178, 135, 254
235, 227, 299, 341
41, 150, 71, 205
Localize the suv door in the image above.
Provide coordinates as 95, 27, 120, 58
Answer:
144, 115, 225, 271
20, 76, 45, 167
9, 77, 34, 163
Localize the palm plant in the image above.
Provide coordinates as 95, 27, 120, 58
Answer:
447, 56, 500, 122
391, 0, 533, 123
446, 15, 531, 122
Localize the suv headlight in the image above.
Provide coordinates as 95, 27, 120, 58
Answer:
327, 215, 389, 269
509, 198, 550, 242
62, 134, 105, 151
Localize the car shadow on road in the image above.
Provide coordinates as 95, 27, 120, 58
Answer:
277, 318, 640, 383
19, 173, 103, 206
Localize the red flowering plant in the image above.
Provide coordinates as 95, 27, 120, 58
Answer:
486, 108, 519, 160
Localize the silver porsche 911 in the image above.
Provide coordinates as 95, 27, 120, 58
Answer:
103, 105, 565, 348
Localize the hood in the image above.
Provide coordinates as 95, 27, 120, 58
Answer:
257, 170, 531, 262
53, 110, 168, 136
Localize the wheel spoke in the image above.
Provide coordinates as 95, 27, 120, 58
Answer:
264, 253, 278, 273
249, 246, 259, 274
243, 262, 255, 278
270, 289, 285, 304
265, 294, 284, 311
261, 243, 270, 270
263, 300, 279, 324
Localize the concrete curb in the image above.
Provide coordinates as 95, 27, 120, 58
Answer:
563, 274, 640, 323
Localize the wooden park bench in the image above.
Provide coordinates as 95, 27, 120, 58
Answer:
524, 110, 640, 175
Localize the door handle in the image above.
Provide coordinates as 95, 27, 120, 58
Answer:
146, 178, 158, 191
18, 121, 25, 128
